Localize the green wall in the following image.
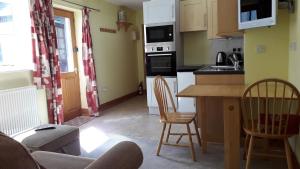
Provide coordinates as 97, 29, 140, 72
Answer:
244, 10, 290, 84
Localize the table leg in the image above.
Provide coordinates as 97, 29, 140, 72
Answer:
223, 98, 241, 169
198, 97, 207, 153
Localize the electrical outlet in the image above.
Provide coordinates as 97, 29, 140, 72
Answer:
256, 45, 266, 54
290, 41, 297, 51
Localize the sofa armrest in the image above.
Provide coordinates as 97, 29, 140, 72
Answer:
85, 141, 143, 169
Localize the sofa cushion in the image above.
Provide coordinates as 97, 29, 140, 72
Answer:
32, 151, 94, 169
0, 132, 43, 169
85, 141, 143, 169
14, 124, 80, 155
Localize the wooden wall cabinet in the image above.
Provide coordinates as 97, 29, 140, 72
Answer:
143, 0, 176, 24
207, 0, 243, 38
180, 0, 207, 32
207, 0, 219, 39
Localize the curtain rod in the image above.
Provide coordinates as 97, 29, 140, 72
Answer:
60, 0, 101, 12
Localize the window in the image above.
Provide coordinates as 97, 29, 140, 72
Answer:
0, 0, 33, 72
55, 16, 74, 73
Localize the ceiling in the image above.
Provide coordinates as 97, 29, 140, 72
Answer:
105, 0, 144, 9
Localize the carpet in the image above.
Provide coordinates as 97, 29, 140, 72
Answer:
63, 116, 95, 127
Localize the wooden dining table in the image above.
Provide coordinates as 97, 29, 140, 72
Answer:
177, 84, 247, 169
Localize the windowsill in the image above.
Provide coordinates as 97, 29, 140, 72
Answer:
0, 65, 33, 73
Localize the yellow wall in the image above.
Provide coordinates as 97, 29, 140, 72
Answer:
59, 0, 139, 104
0, 0, 142, 106
289, 1, 300, 89
135, 10, 145, 87
288, 0, 300, 162
0, 71, 32, 89
183, 32, 211, 65
244, 10, 290, 84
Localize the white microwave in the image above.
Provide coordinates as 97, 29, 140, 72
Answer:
238, 0, 277, 30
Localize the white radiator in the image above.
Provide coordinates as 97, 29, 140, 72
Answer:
0, 86, 41, 136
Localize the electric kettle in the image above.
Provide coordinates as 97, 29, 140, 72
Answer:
216, 52, 227, 66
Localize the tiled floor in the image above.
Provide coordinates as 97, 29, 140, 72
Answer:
78, 95, 287, 169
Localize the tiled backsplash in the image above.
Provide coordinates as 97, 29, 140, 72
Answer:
183, 31, 244, 65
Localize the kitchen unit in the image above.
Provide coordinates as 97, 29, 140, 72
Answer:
180, 0, 207, 32
208, 0, 243, 37
177, 66, 245, 169
176, 66, 206, 112
177, 72, 195, 112
147, 77, 177, 115
144, 0, 182, 115
177, 83, 245, 169
179, 0, 243, 38
207, 0, 219, 39
143, 0, 176, 24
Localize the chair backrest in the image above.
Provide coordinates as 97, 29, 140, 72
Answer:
154, 76, 176, 121
241, 79, 300, 136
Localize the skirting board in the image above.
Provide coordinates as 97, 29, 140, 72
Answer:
80, 91, 140, 115
99, 91, 139, 111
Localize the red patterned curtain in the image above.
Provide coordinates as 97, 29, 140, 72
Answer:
82, 8, 100, 116
30, 0, 64, 124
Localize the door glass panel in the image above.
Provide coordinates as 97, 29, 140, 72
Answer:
54, 16, 74, 73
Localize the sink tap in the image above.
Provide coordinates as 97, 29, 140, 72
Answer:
228, 56, 240, 70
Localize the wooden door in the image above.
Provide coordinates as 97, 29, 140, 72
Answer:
54, 8, 81, 121
180, 0, 207, 32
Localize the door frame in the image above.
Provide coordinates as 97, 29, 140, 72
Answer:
54, 8, 82, 121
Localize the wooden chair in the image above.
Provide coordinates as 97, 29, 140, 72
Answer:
153, 75, 201, 161
241, 79, 300, 169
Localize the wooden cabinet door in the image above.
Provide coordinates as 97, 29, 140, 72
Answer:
180, 0, 207, 32
217, 0, 243, 37
207, 0, 220, 39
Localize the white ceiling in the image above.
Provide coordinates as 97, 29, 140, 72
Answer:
105, 0, 144, 10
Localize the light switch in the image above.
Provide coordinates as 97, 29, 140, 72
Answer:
256, 45, 266, 54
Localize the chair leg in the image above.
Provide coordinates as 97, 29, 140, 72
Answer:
244, 134, 250, 160
284, 138, 293, 169
166, 123, 172, 143
193, 119, 202, 150
245, 136, 254, 169
187, 123, 196, 161
156, 123, 167, 156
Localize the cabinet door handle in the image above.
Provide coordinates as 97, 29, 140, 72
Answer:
172, 4, 175, 19
204, 13, 207, 27
173, 81, 177, 94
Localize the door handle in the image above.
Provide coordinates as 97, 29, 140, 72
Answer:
147, 53, 172, 57
204, 13, 207, 27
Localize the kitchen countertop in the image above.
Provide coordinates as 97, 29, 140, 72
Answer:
194, 65, 245, 75
176, 65, 207, 72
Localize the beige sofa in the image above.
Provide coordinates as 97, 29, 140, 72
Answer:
0, 132, 143, 169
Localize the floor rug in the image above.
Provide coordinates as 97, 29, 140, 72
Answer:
63, 116, 95, 127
